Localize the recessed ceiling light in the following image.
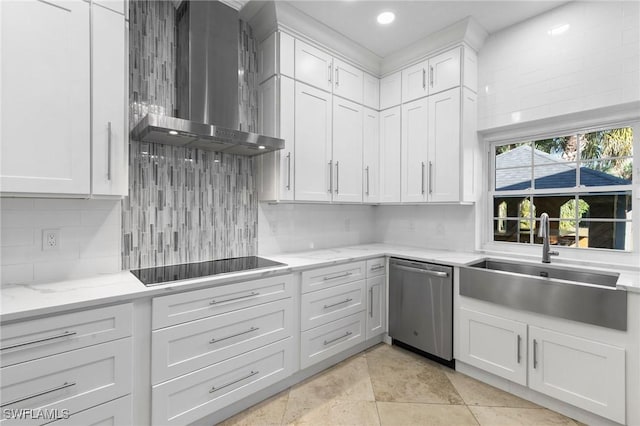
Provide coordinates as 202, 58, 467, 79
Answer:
377, 11, 395, 25
168, 130, 178, 135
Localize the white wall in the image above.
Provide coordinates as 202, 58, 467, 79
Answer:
1, 198, 121, 285
257, 203, 377, 254
478, 1, 639, 130
375, 205, 476, 251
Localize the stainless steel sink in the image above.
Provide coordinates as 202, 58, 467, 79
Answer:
460, 258, 627, 331
468, 259, 619, 287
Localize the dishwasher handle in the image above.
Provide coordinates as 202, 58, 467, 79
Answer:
392, 264, 449, 278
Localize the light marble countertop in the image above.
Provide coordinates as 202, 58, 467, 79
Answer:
2, 243, 638, 322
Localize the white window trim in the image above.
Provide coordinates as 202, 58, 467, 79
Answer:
477, 102, 640, 268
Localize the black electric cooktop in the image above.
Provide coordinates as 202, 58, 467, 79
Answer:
130, 256, 286, 286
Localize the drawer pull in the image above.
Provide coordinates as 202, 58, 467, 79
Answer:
209, 370, 259, 394
323, 272, 352, 281
209, 327, 260, 344
323, 298, 353, 309
324, 331, 352, 346
370, 264, 384, 271
1, 382, 76, 408
1, 331, 77, 351
210, 292, 259, 305
369, 287, 374, 317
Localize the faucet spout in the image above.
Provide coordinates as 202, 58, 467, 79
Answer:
539, 213, 559, 263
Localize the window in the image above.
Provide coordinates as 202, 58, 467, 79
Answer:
491, 127, 633, 251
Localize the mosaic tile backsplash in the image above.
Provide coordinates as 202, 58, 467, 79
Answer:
123, 0, 259, 270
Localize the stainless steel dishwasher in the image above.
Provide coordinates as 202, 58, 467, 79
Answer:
389, 258, 453, 363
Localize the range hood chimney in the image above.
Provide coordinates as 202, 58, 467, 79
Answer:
131, 1, 283, 156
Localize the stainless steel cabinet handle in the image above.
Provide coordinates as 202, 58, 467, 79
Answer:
210, 292, 259, 305
422, 68, 426, 90
428, 161, 433, 194
369, 287, 373, 317
365, 166, 370, 196
209, 371, 259, 394
107, 121, 112, 181
328, 64, 332, 83
323, 298, 352, 309
533, 339, 538, 369
323, 272, 352, 281
370, 265, 384, 271
394, 265, 448, 278
335, 161, 339, 194
429, 66, 434, 87
421, 162, 426, 195
286, 152, 291, 190
210, 327, 259, 344
324, 331, 352, 346
1, 382, 76, 408
335, 67, 339, 87
517, 334, 522, 364
328, 160, 333, 193
1, 331, 77, 351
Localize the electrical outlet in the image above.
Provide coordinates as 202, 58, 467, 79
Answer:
42, 229, 60, 251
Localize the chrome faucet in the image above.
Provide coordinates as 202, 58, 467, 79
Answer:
538, 213, 559, 263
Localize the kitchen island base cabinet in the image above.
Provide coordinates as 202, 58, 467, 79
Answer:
152, 338, 294, 426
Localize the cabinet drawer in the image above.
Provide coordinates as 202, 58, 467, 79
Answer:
1, 303, 132, 367
300, 280, 365, 331
152, 274, 294, 329
301, 262, 365, 294
152, 338, 293, 426
152, 298, 293, 384
300, 312, 365, 369
1, 338, 132, 426
366, 258, 386, 278
50, 395, 132, 426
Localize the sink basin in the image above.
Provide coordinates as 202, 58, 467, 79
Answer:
468, 259, 619, 287
460, 258, 627, 331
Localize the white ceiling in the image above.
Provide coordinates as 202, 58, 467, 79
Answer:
285, 1, 569, 58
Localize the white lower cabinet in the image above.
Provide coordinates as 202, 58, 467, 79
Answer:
529, 326, 625, 424
300, 280, 366, 331
51, 395, 132, 426
366, 275, 385, 340
300, 312, 366, 370
152, 338, 294, 426
458, 307, 626, 423
458, 308, 527, 385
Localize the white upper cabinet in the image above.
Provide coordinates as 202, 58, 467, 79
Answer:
92, 4, 128, 196
380, 71, 402, 110
429, 47, 462, 95
402, 59, 429, 103
379, 106, 401, 203
362, 108, 379, 203
333, 59, 363, 104
295, 39, 333, 93
401, 98, 429, 202
258, 31, 294, 83
294, 82, 333, 202
363, 73, 380, 110
93, 0, 126, 15
332, 98, 363, 203
1, 0, 90, 195
427, 88, 461, 202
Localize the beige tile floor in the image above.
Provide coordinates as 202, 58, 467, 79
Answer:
219, 343, 583, 426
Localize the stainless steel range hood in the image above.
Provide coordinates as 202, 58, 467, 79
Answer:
131, 1, 283, 156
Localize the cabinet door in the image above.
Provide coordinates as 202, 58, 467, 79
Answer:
379, 71, 401, 110
92, 5, 127, 196
1, 0, 90, 195
295, 40, 333, 92
333, 59, 363, 103
363, 73, 380, 110
401, 60, 428, 103
378, 106, 401, 203
529, 326, 625, 424
428, 47, 461, 95
427, 88, 460, 202
363, 108, 379, 203
332, 97, 363, 203
458, 308, 527, 386
401, 98, 428, 202
366, 275, 385, 339
294, 82, 333, 202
